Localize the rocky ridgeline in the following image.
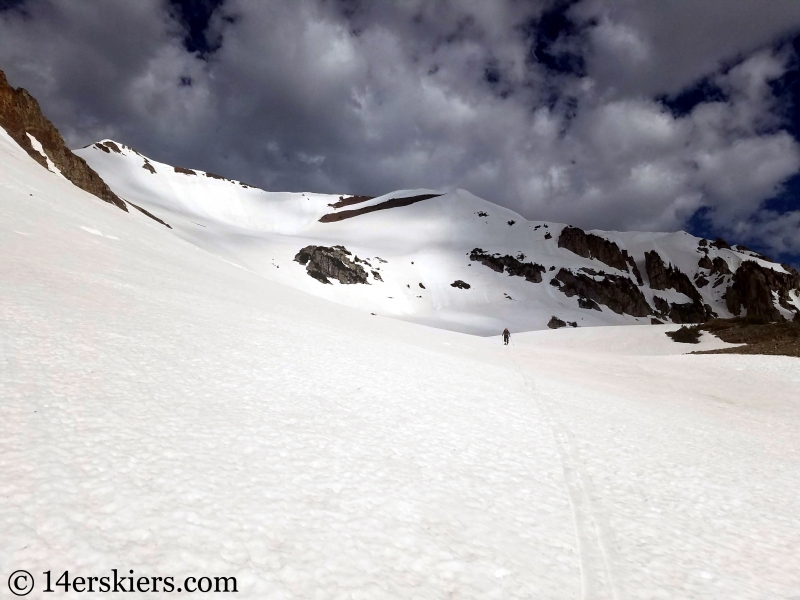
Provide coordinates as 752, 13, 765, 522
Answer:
0, 69, 126, 211
463, 225, 798, 324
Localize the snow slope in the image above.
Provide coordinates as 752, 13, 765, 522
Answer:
3, 120, 800, 598
76, 141, 800, 336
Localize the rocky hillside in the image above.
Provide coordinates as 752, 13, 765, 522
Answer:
0, 68, 126, 211
1, 69, 796, 334
72, 140, 800, 335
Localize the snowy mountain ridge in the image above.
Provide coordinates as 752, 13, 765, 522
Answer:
4, 68, 800, 600
73, 139, 800, 335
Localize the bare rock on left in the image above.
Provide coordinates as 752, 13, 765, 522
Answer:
0, 69, 127, 211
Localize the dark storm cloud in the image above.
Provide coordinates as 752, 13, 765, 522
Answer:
1, 0, 800, 262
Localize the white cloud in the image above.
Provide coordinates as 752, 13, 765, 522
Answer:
0, 0, 799, 258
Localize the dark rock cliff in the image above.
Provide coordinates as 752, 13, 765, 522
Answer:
469, 248, 546, 283
645, 250, 712, 323
558, 226, 643, 284
294, 245, 369, 284
725, 261, 800, 321
551, 268, 651, 317
0, 69, 127, 211
645, 250, 702, 302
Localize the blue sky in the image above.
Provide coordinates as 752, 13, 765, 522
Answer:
1, 0, 799, 266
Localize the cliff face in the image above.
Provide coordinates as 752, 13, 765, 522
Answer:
0, 69, 126, 211
294, 245, 370, 285
558, 226, 643, 285
550, 268, 652, 317
645, 250, 702, 302
645, 250, 714, 323
725, 261, 800, 321
469, 248, 546, 283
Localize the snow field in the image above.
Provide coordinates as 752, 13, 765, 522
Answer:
2, 130, 800, 598
77, 142, 800, 336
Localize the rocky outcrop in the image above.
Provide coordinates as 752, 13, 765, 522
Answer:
548, 316, 577, 329
0, 69, 127, 211
645, 250, 701, 302
669, 302, 715, 324
725, 261, 800, 321
329, 195, 375, 209
451, 280, 471, 289
653, 296, 670, 315
578, 296, 601, 311
551, 268, 651, 317
319, 193, 441, 222
698, 255, 713, 270
711, 237, 731, 250
294, 245, 369, 285
469, 248, 546, 283
645, 251, 713, 323
710, 257, 731, 276
558, 226, 643, 284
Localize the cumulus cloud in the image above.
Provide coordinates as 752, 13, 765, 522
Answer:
0, 0, 799, 261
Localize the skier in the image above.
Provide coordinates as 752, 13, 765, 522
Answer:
502, 328, 511, 345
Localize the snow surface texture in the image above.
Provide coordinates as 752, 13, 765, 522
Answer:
76, 141, 800, 336
3, 127, 800, 598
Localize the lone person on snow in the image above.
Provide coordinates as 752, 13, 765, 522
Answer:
503, 328, 511, 345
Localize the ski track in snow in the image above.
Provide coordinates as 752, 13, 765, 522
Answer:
517, 363, 618, 600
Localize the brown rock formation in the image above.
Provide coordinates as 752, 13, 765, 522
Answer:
0, 69, 126, 211
558, 226, 643, 284
551, 268, 651, 317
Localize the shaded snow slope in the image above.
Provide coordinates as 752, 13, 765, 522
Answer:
4, 128, 800, 598
76, 141, 800, 335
